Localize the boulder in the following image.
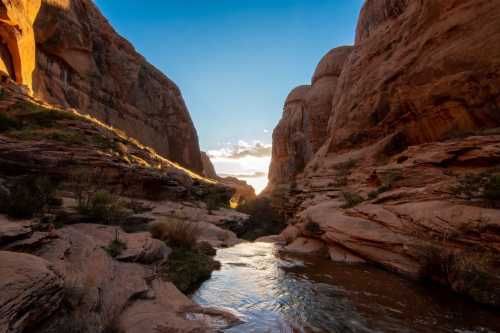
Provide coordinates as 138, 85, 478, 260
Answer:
0, 251, 63, 333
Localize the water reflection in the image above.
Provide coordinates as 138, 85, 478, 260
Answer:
192, 242, 500, 333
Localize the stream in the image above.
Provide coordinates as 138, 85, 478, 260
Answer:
192, 242, 500, 333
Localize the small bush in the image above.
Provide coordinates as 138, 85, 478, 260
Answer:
150, 219, 200, 250
333, 159, 357, 187
483, 175, 500, 206
47, 131, 86, 145
78, 191, 129, 225
341, 192, 365, 209
305, 221, 322, 234
236, 197, 285, 241
15, 103, 77, 128
0, 112, 20, 132
2, 176, 60, 219
206, 197, 220, 214
417, 246, 500, 305
162, 248, 221, 293
104, 232, 127, 258
451, 173, 500, 207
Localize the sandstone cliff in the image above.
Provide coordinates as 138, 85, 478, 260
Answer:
0, 77, 248, 332
269, 46, 353, 185
0, 0, 203, 172
268, 0, 500, 306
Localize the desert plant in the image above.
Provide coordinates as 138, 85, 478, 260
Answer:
104, 230, 127, 258
417, 246, 500, 304
236, 197, 285, 240
0, 112, 20, 132
483, 175, 500, 207
369, 170, 403, 199
14, 101, 77, 126
451, 173, 500, 207
162, 247, 221, 293
333, 159, 357, 187
78, 190, 129, 225
305, 221, 322, 234
341, 191, 365, 209
150, 219, 200, 250
2, 176, 61, 219
206, 196, 219, 215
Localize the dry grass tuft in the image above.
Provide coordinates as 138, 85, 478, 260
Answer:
150, 219, 200, 249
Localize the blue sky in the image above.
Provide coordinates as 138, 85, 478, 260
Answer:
94, 0, 364, 192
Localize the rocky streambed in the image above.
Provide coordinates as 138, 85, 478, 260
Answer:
194, 242, 500, 333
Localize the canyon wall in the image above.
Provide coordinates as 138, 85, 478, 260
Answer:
0, 0, 203, 172
269, 47, 353, 185
268, 0, 500, 306
0, 0, 40, 90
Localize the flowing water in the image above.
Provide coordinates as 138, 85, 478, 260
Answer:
192, 242, 500, 333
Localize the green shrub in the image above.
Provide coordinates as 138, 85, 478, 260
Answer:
162, 248, 220, 293
104, 230, 127, 258
0, 112, 20, 132
483, 175, 500, 207
236, 197, 285, 241
305, 221, 322, 234
451, 173, 500, 207
92, 136, 118, 150
15, 102, 77, 128
47, 131, 86, 145
206, 196, 220, 214
417, 246, 500, 305
333, 159, 357, 187
150, 219, 200, 250
341, 191, 365, 209
78, 191, 129, 225
2, 176, 60, 219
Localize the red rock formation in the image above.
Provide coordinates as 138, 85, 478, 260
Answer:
201, 151, 218, 179
269, 46, 353, 185
328, 0, 500, 153
268, 0, 500, 306
0, 250, 63, 333
29, 0, 203, 172
0, 0, 40, 89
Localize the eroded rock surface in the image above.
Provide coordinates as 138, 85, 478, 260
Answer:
0, 250, 63, 333
0, 0, 40, 90
267, 0, 500, 306
269, 46, 353, 185
0, 0, 203, 172
0, 216, 241, 333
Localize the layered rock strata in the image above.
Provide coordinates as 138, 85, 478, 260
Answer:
0, 0, 203, 172
267, 0, 500, 306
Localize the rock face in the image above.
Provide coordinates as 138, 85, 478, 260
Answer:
201, 151, 218, 179
269, 47, 353, 185
0, 0, 203, 172
267, 0, 500, 306
0, 217, 240, 333
0, 0, 41, 90
0, 79, 234, 206
0, 251, 63, 333
327, 0, 500, 153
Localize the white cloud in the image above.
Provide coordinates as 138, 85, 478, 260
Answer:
207, 140, 272, 159
207, 140, 272, 194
